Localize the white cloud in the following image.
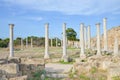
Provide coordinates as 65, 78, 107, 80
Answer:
2, 0, 120, 15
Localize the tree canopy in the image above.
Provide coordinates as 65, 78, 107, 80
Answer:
66, 28, 77, 41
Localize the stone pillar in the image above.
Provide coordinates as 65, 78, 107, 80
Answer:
84, 26, 87, 49
56, 37, 58, 47
96, 23, 101, 56
103, 18, 108, 51
44, 23, 50, 59
31, 37, 33, 48
51, 38, 53, 47
9, 24, 14, 57
114, 37, 119, 56
80, 23, 86, 58
87, 25, 91, 49
62, 23, 67, 60
61, 39, 63, 48
26, 37, 28, 48
21, 38, 23, 50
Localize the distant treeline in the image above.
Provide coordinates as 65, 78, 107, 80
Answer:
0, 36, 61, 48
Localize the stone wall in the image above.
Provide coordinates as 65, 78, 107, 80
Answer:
0, 57, 45, 80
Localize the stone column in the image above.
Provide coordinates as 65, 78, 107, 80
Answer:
87, 25, 91, 49
96, 23, 101, 56
51, 38, 53, 47
31, 37, 33, 48
80, 23, 86, 58
61, 39, 63, 48
21, 38, 23, 50
44, 23, 50, 59
84, 26, 87, 49
9, 24, 14, 57
26, 37, 28, 48
56, 37, 58, 47
114, 37, 119, 56
62, 23, 67, 60
103, 18, 108, 51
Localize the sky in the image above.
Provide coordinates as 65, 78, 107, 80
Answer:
0, 0, 120, 39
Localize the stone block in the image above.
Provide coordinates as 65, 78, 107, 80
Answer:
9, 75, 27, 80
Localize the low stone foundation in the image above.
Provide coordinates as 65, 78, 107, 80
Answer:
0, 57, 45, 80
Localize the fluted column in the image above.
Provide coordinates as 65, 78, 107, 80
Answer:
44, 23, 50, 59
80, 23, 86, 58
87, 25, 91, 49
103, 18, 108, 51
9, 24, 14, 57
96, 23, 101, 56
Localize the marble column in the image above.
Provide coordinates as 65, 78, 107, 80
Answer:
51, 38, 53, 47
96, 23, 101, 56
80, 23, 86, 58
31, 37, 33, 48
114, 37, 119, 56
21, 38, 23, 50
87, 25, 91, 49
84, 26, 87, 49
103, 18, 108, 51
9, 24, 14, 57
26, 37, 28, 48
44, 23, 50, 59
62, 23, 67, 59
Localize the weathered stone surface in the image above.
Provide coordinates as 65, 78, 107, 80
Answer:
0, 63, 19, 74
9, 75, 27, 80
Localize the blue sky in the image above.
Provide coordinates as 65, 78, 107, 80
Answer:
0, 0, 120, 39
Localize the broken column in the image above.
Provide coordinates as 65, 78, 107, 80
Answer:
9, 24, 14, 57
51, 38, 53, 47
56, 37, 58, 47
31, 37, 33, 48
21, 38, 23, 50
114, 37, 119, 56
87, 25, 91, 49
62, 23, 67, 60
80, 23, 86, 58
44, 23, 50, 59
103, 18, 108, 51
26, 37, 28, 48
96, 23, 101, 56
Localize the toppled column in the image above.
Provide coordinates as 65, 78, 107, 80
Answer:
44, 23, 50, 59
80, 23, 86, 58
96, 23, 101, 56
9, 24, 14, 57
103, 18, 108, 51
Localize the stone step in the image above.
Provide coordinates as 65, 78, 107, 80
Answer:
46, 73, 68, 78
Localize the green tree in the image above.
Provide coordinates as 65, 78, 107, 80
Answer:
66, 28, 77, 41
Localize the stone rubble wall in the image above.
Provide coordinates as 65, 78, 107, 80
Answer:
0, 57, 45, 80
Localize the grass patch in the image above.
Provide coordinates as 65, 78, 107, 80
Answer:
112, 76, 120, 80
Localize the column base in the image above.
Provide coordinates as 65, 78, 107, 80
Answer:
61, 55, 68, 62
80, 54, 86, 59
44, 54, 50, 59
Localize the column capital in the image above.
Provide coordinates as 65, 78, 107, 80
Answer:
9, 24, 14, 28
96, 23, 100, 26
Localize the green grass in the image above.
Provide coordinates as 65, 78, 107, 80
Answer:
112, 76, 120, 80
